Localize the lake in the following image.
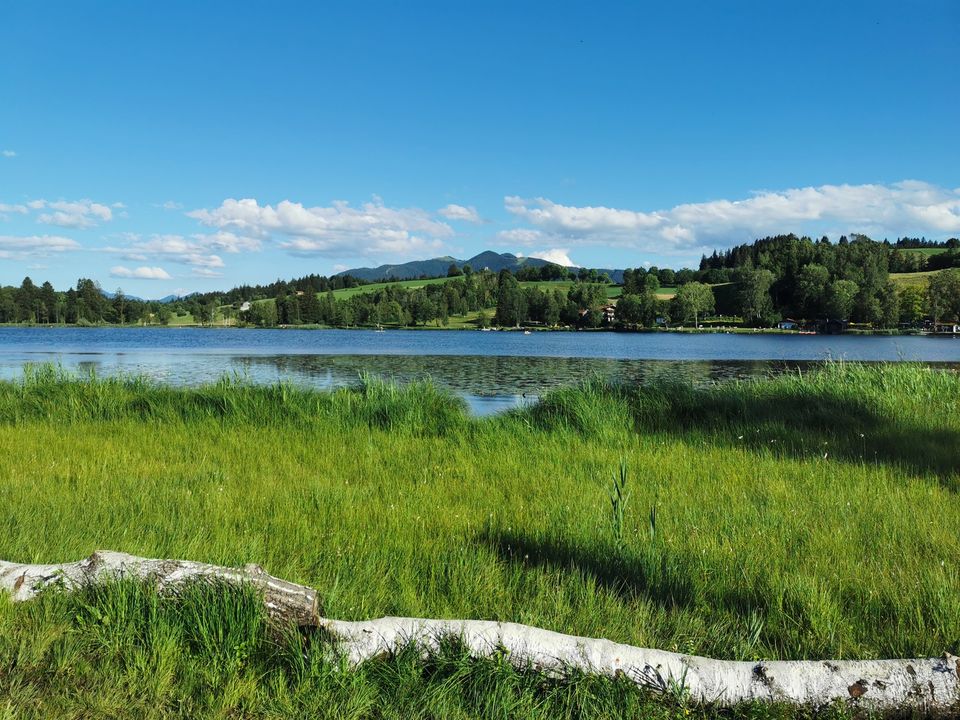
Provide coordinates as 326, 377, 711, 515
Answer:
2, 327, 959, 414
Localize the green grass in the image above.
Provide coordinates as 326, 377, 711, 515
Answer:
890, 269, 943, 288
509, 280, 622, 299
331, 277, 456, 300
329, 277, 623, 302
0, 582, 822, 720
0, 363, 957, 717
898, 247, 949, 257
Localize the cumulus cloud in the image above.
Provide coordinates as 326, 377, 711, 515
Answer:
161, 200, 183, 210
1, 150, 15, 158
438, 204, 482, 223
0, 234, 80, 259
188, 197, 454, 258
0, 203, 29, 219
0, 198, 118, 228
106, 233, 238, 271
504, 181, 960, 252
33, 199, 114, 228
495, 228, 546, 246
110, 265, 173, 280
531, 248, 576, 267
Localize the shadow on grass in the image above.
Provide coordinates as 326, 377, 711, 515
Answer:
479, 528, 772, 620
519, 375, 960, 489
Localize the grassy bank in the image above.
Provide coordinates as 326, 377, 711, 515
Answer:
0, 363, 958, 717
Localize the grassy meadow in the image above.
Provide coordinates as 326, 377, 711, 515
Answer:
0, 363, 957, 718
899, 247, 950, 257
889, 269, 944, 289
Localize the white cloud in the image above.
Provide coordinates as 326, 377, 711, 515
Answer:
107, 233, 230, 270
188, 197, 454, 258
0, 203, 29, 218
1, 150, 15, 158
495, 228, 545, 246
33, 199, 114, 228
438, 204, 482, 223
191, 267, 223, 278
201, 231, 261, 253
503, 181, 960, 252
0, 234, 80, 259
110, 265, 173, 280
1, 198, 117, 228
161, 200, 183, 210
531, 248, 576, 267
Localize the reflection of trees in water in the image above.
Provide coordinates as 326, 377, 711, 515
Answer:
230, 354, 818, 396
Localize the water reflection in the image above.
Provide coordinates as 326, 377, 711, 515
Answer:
2, 326, 959, 415
231, 354, 793, 393
1, 351, 816, 415
230, 355, 808, 415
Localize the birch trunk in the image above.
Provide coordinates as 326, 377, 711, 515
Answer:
1, 551, 957, 716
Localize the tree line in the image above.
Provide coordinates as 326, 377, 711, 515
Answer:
4, 234, 960, 329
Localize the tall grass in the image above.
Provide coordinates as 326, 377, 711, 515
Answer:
0, 362, 957, 717
0, 582, 826, 719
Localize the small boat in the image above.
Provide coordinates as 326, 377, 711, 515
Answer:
523, 330, 531, 335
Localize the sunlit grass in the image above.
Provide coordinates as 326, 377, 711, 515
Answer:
0, 362, 957, 717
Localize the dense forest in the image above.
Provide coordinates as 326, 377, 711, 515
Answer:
2, 235, 960, 330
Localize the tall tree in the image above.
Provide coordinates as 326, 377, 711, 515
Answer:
795, 263, 829, 317
494, 271, 527, 327
40, 281, 58, 323
826, 280, 859, 320
671, 282, 714, 326
113, 288, 126, 325
735, 269, 777, 325
928, 268, 960, 324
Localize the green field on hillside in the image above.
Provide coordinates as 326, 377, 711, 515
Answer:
899, 247, 949, 256
330, 277, 624, 301
0, 363, 957, 717
889, 269, 943, 288
331, 277, 455, 299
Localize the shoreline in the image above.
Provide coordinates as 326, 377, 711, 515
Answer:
0, 322, 941, 337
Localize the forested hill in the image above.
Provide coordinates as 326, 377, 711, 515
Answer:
333, 250, 625, 284
2, 234, 959, 329
332, 251, 541, 282
688, 234, 960, 325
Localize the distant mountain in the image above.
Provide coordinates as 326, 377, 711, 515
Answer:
334, 250, 625, 284
100, 289, 144, 302
594, 268, 625, 284
335, 251, 553, 282
99, 290, 193, 303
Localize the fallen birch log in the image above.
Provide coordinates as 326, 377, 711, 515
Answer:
0, 550, 318, 626
1, 551, 957, 716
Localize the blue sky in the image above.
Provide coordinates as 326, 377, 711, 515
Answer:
1, 1, 958, 297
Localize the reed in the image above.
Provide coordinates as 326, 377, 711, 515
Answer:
0, 362, 956, 718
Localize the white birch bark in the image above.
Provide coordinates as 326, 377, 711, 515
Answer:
1, 551, 957, 715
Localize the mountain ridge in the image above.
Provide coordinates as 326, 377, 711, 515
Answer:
335, 250, 623, 283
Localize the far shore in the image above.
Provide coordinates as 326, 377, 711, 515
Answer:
0, 322, 936, 336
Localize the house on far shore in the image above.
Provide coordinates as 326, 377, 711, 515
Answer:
239, 301, 251, 312
815, 318, 848, 334
934, 322, 960, 334
777, 319, 799, 330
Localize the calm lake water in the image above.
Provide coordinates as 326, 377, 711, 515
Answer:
2, 327, 959, 414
